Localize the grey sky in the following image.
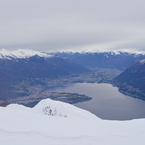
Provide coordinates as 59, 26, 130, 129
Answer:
0, 0, 145, 52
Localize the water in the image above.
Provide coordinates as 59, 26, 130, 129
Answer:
50, 83, 145, 120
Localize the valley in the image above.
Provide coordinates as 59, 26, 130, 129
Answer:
4, 68, 121, 107
54, 51, 145, 101
0, 49, 145, 110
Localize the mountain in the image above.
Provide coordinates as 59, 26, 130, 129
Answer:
0, 48, 51, 59
0, 98, 145, 145
52, 50, 145, 100
0, 49, 89, 101
53, 51, 145, 70
113, 60, 145, 99
0, 49, 88, 79
0, 55, 89, 80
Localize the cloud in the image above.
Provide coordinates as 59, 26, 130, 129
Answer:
0, 0, 145, 51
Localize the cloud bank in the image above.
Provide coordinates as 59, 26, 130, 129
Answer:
0, 0, 145, 52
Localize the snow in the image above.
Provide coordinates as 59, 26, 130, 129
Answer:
0, 49, 52, 59
140, 59, 145, 64
52, 48, 145, 55
0, 98, 145, 145
1, 48, 145, 59
33, 99, 98, 119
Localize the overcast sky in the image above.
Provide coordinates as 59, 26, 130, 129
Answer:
0, 0, 145, 52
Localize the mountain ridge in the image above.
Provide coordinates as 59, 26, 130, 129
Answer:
0, 49, 51, 59
0, 50, 90, 102
53, 51, 145, 70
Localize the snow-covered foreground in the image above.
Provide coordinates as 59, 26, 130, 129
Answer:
0, 99, 145, 145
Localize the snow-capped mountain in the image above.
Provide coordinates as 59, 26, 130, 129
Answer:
54, 51, 145, 70
0, 98, 145, 145
0, 49, 89, 102
0, 49, 51, 59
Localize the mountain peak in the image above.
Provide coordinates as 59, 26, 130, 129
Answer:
0, 49, 52, 59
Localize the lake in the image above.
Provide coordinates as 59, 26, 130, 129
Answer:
50, 83, 145, 120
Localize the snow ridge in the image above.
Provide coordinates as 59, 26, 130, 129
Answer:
6, 98, 98, 119
0, 49, 52, 59
1, 48, 145, 59
1, 99, 145, 145
33, 99, 98, 119
54, 49, 145, 55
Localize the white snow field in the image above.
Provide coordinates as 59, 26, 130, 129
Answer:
0, 98, 145, 145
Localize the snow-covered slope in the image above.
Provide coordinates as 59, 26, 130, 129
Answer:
0, 98, 145, 145
0, 49, 52, 59
33, 99, 97, 119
